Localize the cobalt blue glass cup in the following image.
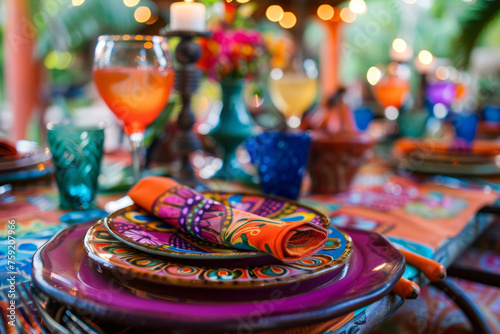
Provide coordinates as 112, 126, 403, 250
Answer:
452, 113, 479, 144
483, 105, 500, 123
246, 132, 311, 200
47, 124, 105, 210
353, 107, 375, 131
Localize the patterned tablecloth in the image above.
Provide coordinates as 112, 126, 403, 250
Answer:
1, 160, 499, 333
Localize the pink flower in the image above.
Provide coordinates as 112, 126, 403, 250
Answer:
197, 28, 267, 80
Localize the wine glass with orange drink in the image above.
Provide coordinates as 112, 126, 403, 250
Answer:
370, 62, 410, 118
93, 35, 175, 183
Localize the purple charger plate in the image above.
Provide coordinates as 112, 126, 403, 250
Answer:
31, 223, 405, 332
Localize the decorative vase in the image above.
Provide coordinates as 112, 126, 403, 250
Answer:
305, 90, 374, 194
209, 79, 254, 180
309, 131, 374, 194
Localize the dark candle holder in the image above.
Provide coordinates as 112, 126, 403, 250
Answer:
165, 30, 211, 189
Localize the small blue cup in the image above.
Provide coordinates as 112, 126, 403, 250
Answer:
353, 107, 375, 131
483, 105, 500, 123
246, 132, 311, 200
452, 113, 479, 144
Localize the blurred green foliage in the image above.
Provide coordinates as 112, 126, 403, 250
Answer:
455, 0, 500, 68
32, 0, 144, 58
0, 0, 497, 101
340, 0, 499, 83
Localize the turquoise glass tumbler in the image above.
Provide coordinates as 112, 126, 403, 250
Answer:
47, 124, 104, 210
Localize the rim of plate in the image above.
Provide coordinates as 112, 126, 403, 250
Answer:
84, 220, 353, 289
103, 191, 331, 259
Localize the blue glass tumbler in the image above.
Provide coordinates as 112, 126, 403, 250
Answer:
452, 113, 479, 145
246, 132, 311, 200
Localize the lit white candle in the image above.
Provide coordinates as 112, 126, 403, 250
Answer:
170, 0, 206, 32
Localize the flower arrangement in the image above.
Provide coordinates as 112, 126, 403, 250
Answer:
198, 28, 267, 80
263, 33, 295, 70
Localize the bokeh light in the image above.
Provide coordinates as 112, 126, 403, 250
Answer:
366, 66, 382, 86
134, 6, 152, 23
146, 15, 159, 25
392, 38, 407, 54
317, 4, 334, 21
266, 5, 284, 22
349, 0, 367, 15
279, 12, 297, 29
433, 103, 448, 119
384, 106, 399, 120
123, 0, 140, 7
72, 0, 85, 6
418, 50, 433, 65
340, 7, 357, 23
288, 116, 301, 129
436, 66, 450, 80
44, 51, 75, 70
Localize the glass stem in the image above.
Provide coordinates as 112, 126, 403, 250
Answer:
129, 132, 144, 184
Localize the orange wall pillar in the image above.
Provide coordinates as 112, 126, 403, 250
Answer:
319, 17, 343, 101
4, 0, 43, 140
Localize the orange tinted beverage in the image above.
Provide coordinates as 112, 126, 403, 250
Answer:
94, 67, 175, 134
372, 76, 409, 109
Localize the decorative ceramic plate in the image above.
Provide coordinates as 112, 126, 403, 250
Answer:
84, 220, 350, 289
392, 139, 500, 176
393, 157, 500, 176
0, 141, 52, 171
0, 141, 53, 182
103, 192, 330, 260
32, 223, 404, 332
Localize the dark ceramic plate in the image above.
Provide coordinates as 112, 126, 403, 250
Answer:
32, 223, 404, 332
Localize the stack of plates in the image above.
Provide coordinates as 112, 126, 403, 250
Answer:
0, 141, 53, 182
32, 193, 404, 332
392, 138, 500, 176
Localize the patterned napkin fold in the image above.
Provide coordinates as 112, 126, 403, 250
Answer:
128, 176, 328, 262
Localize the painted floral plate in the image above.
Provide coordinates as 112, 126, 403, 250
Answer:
84, 220, 350, 289
33, 223, 404, 332
103, 192, 330, 260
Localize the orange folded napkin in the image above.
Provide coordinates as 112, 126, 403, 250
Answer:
0, 139, 17, 157
128, 176, 328, 262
